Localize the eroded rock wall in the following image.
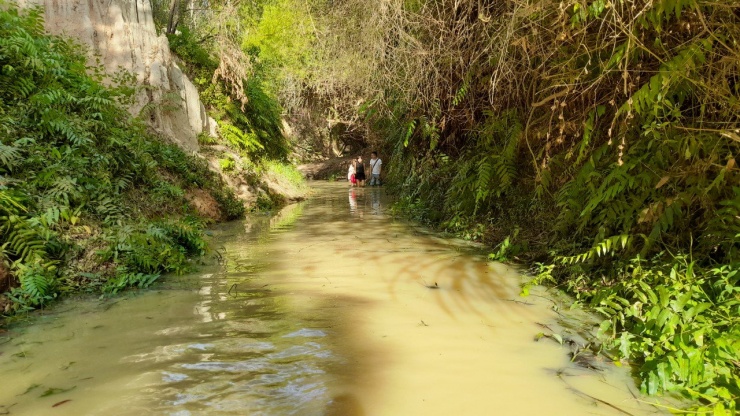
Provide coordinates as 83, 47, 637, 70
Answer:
21, 0, 216, 151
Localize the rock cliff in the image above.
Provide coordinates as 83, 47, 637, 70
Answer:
20, 0, 216, 151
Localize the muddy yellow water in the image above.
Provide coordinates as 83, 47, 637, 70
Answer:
0, 183, 668, 415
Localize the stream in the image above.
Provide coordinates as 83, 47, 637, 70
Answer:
0, 182, 668, 415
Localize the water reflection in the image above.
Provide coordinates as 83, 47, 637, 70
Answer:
151, 206, 341, 415
370, 188, 381, 215
0, 183, 671, 416
348, 188, 358, 216
348, 187, 383, 218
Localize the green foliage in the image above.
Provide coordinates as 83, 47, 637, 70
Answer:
0, 3, 244, 316
262, 160, 306, 191
640, 0, 697, 30
567, 256, 740, 413
389, 195, 434, 224
8, 262, 57, 309
211, 186, 246, 220
520, 263, 556, 297
558, 235, 632, 265
163, 4, 292, 161
200, 78, 289, 159
1, 215, 52, 267
452, 78, 469, 107
103, 270, 159, 295
488, 228, 522, 262
373, 0, 740, 411
242, 77, 288, 159
241, 0, 314, 76
99, 218, 205, 276
219, 156, 237, 172
403, 119, 417, 148
618, 38, 713, 120
237, 160, 306, 212
254, 191, 277, 211
220, 123, 264, 152
400, 110, 525, 222
167, 27, 218, 74
197, 132, 216, 145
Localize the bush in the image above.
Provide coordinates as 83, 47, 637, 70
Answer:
569, 256, 740, 413
0, 4, 239, 315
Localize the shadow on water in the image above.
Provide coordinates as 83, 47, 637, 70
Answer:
0, 182, 673, 416
294, 184, 541, 324
132, 201, 382, 415
0, 199, 378, 416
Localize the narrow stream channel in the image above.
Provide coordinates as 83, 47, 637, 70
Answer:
0, 182, 668, 415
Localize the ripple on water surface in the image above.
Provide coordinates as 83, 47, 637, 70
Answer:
0, 183, 674, 416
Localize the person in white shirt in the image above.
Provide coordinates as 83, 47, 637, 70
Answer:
368, 151, 382, 186
347, 161, 356, 186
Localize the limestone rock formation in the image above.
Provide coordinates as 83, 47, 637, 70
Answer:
21, 0, 217, 151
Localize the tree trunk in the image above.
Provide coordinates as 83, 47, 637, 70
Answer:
166, 0, 179, 34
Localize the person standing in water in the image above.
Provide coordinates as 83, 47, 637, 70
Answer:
368, 151, 382, 186
347, 160, 356, 187
354, 155, 366, 187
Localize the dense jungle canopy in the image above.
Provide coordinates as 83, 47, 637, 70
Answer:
1, 0, 740, 413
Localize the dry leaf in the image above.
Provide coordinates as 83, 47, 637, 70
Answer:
721, 131, 740, 142
655, 176, 670, 189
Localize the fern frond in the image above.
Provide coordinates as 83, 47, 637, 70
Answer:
618, 38, 712, 118
474, 156, 494, 212
452, 79, 469, 107
558, 234, 633, 265
1, 215, 48, 263
0, 143, 22, 170
640, 0, 697, 29
403, 119, 417, 147
0, 187, 26, 215
47, 176, 78, 205
220, 123, 264, 151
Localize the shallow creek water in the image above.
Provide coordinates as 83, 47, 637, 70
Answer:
0, 182, 668, 415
